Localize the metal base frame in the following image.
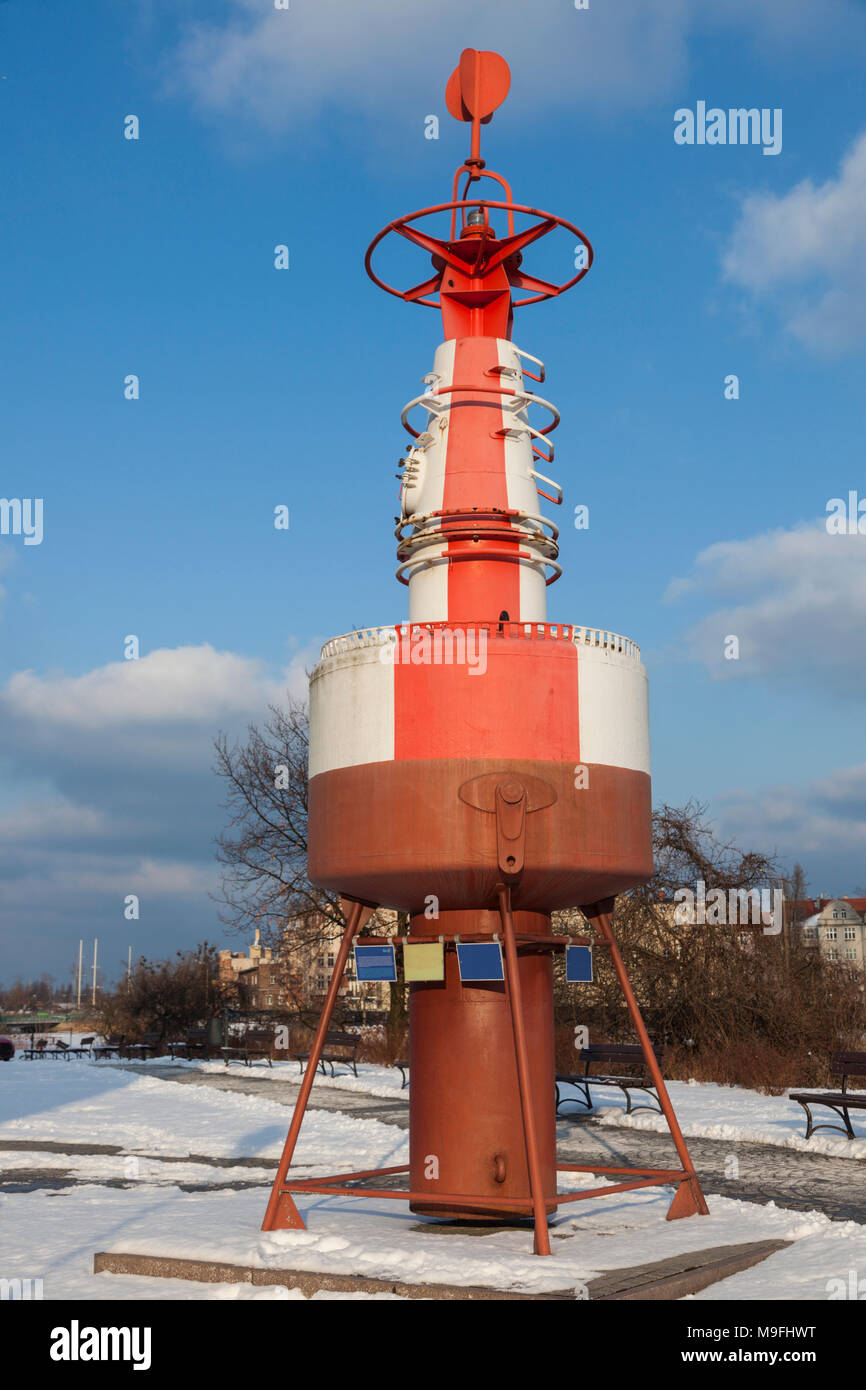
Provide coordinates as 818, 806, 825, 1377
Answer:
795, 1099, 857, 1141
262, 893, 709, 1255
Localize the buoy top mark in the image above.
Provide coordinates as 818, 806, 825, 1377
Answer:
445, 49, 511, 166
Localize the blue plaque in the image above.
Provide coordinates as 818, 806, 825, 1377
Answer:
456, 941, 504, 982
354, 944, 398, 982
565, 945, 593, 983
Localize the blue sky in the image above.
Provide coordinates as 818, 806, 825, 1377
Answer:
2, 0, 866, 984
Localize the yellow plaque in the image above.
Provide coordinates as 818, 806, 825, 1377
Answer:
403, 941, 445, 982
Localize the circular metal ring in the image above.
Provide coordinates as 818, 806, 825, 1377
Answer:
366, 198, 593, 308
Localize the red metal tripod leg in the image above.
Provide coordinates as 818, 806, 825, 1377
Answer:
666, 1177, 708, 1218
584, 899, 709, 1221
497, 885, 552, 1256
261, 898, 374, 1231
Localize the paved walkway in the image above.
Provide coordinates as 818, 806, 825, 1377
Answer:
6, 1061, 866, 1222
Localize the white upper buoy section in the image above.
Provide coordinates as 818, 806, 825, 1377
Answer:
308, 623, 649, 778
397, 339, 560, 624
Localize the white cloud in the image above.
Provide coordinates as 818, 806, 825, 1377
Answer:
0, 642, 312, 731
811, 763, 866, 815
0, 640, 317, 835
0, 640, 316, 977
0, 851, 218, 903
667, 521, 866, 693
717, 766, 866, 868
2, 644, 284, 729
66, 857, 220, 900
165, 0, 863, 135
0, 800, 108, 843
723, 129, 866, 352
169, 0, 688, 128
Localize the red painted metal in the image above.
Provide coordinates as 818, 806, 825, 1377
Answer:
354, 935, 599, 948
408, 907, 557, 1222
365, 199, 593, 323
309, 760, 652, 911
497, 886, 551, 1254
272, 1167, 700, 1221
584, 899, 711, 1220
264, 49, 708, 1257
262, 898, 372, 1232
445, 49, 511, 169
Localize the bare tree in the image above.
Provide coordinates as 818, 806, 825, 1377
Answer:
213, 696, 407, 1025
214, 697, 337, 936
98, 945, 228, 1043
552, 804, 864, 1082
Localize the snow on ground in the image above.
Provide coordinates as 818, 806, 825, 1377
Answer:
691, 1220, 866, 1301
94, 1053, 866, 1157
3, 1057, 866, 1299
3, 1174, 862, 1302
15, 1048, 866, 1155
22, 1047, 409, 1100
0, 1185, 413, 1301
130, 1052, 866, 1158
121, 1053, 408, 1101
0, 1058, 407, 1171
561, 1078, 866, 1159
195, 1056, 408, 1100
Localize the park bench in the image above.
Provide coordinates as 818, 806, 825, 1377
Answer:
790, 1052, 866, 1140
24, 1037, 98, 1059
221, 1030, 273, 1068
23, 1038, 72, 1060
122, 1032, 163, 1059
92, 1034, 125, 1059
556, 1043, 663, 1116
294, 1031, 359, 1078
168, 1028, 211, 1061
393, 1059, 409, 1089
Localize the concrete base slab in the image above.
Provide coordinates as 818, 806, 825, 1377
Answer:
94, 1238, 790, 1301
93, 1252, 571, 1300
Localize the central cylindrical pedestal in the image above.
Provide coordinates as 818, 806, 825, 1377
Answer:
408, 908, 556, 1220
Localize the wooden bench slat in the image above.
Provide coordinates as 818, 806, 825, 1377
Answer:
790, 1091, 866, 1105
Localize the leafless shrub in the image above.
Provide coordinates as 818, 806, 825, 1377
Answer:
552, 803, 865, 1088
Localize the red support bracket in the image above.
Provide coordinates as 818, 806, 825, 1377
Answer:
262, 897, 376, 1232
582, 898, 710, 1221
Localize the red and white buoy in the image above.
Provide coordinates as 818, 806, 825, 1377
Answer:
264, 50, 708, 1255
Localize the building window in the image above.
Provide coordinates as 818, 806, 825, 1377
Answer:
327, 954, 335, 967
833, 910, 840, 919
845, 927, 856, 941
826, 928, 838, 941
827, 948, 838, 961
846, 949, 857, 961
804, 927, 817, 939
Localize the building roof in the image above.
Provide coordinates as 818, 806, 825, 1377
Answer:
792, 897, 866, 918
